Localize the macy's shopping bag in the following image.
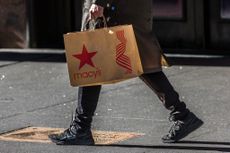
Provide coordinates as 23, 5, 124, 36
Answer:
64, 25, 143, 87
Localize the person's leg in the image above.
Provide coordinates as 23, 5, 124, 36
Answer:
49, 85, 101, 145
140, 71, 189, 120
72, 86, 101, 132
140, 71, 203, 143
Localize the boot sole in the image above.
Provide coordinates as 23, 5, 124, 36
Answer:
162, 118, 204, 143
50, 139, 95, 145
49, 135, 95, 146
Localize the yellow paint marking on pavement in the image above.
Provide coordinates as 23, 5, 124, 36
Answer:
0, 127, 144, 144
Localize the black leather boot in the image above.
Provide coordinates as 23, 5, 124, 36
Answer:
48, 127, 94, 145
162, 111, 203, 143
140, 72, 203, 143
49, 86, 101, 145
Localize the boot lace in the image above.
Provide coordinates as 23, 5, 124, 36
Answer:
168, 120, 185, 137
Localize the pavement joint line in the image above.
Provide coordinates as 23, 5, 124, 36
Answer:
0, 112, 24, 121
0, 126, 31, 135
0, 62, 20, 68
94, 115, 167, 122
0, 99, 76, 120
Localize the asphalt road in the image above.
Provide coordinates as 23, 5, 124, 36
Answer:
1, 49, 230, 153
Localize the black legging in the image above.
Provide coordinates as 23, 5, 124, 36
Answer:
74, 71, 189, 131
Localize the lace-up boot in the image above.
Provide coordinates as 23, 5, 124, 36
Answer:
48, 121, 94, 145
162, 112, 203, 143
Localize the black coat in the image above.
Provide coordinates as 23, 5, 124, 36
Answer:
81, 0, 167, 73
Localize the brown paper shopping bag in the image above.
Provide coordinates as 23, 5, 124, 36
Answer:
64, 25, 143, 87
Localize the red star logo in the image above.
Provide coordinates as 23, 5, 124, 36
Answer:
73, 45, 97, 70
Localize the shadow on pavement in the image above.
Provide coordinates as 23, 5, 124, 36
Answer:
177, 140, 230, 145
0, 52, 66, 63
96, 140, 230, 152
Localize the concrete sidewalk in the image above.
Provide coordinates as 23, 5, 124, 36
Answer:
0, 49, 230, 153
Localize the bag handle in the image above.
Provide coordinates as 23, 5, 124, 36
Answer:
87, 15, 108, 30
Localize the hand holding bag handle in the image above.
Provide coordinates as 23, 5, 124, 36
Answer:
82, 1, 118, 31
89, 16, 108, 30
82, 13, 107, 31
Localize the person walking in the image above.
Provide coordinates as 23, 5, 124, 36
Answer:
49, 0, 203, 145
